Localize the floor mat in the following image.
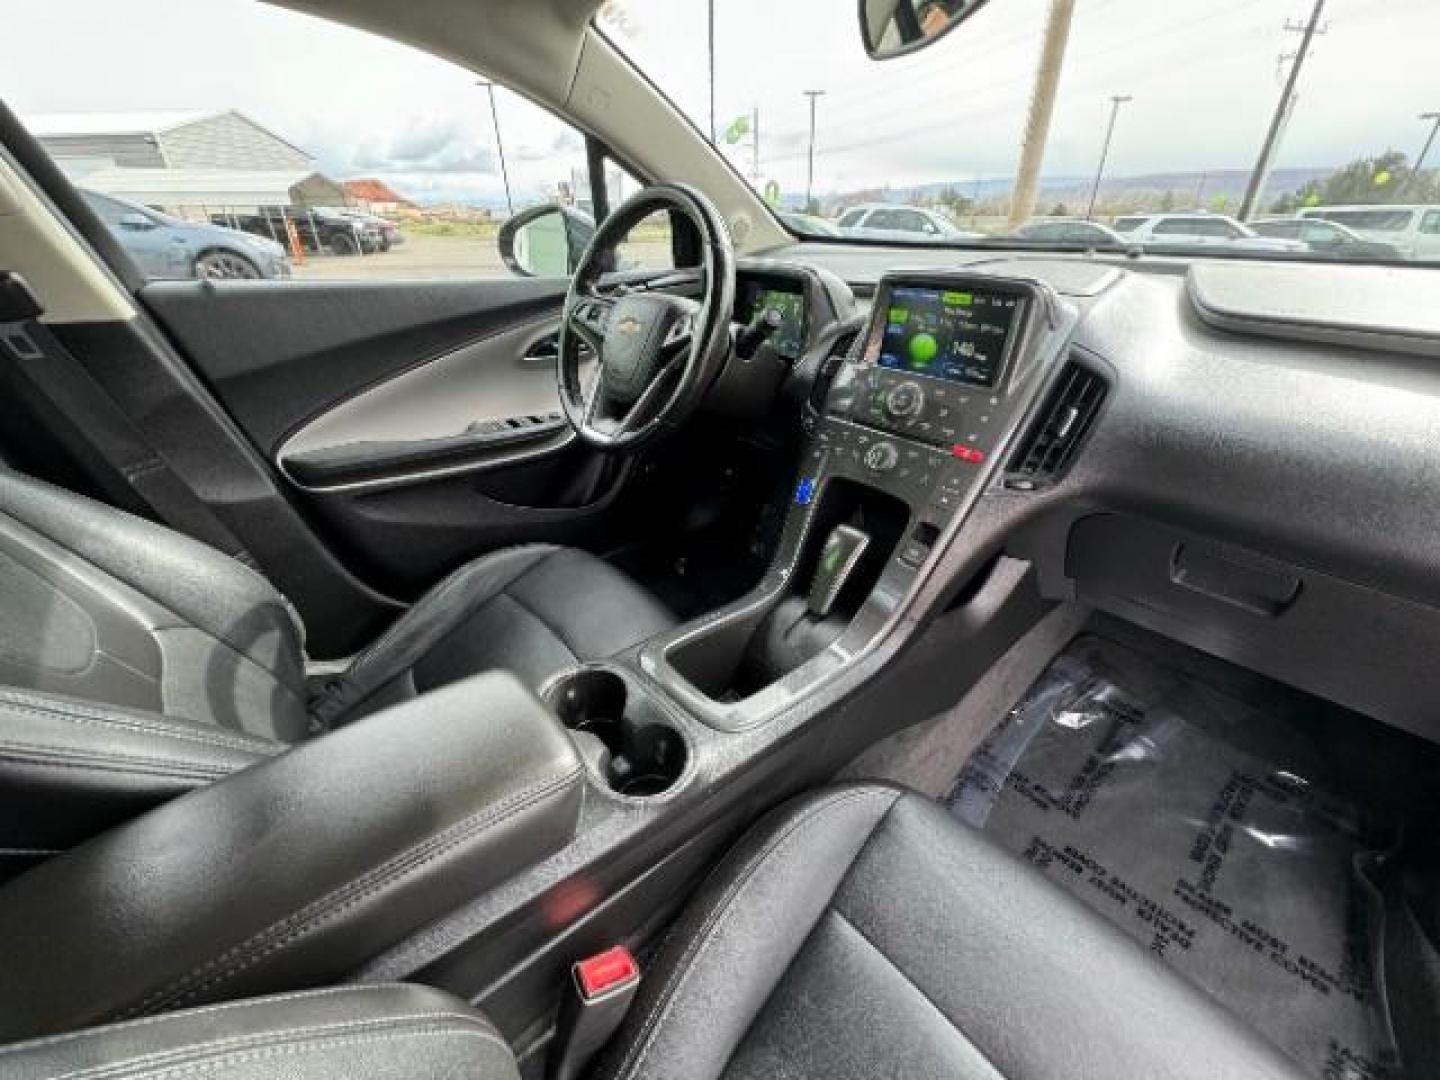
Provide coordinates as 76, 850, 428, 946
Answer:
947, 635, 1399, 1080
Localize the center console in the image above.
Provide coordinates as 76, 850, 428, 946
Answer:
642, 271, 1066, 728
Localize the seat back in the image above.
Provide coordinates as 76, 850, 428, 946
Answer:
0, 465, 308, 739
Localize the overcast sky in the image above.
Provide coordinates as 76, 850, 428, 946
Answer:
4, 0, 1438, 206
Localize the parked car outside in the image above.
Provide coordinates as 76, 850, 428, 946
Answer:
1251, 217, 1404, 261
215, 206, 385, 256
337, 208, 404, 250
1295, 204, 1440, 260
1110, 213, 1308, 253
778, 210, 842, 238
836, 202, 981, 242
81, 189, 290, 280
1013, 218, 1127, 245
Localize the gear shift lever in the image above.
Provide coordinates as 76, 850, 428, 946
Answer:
807, 525, 871, 618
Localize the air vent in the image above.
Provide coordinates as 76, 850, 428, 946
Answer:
1007, 359, 1108, 488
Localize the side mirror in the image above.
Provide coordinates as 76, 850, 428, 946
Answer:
497, 204, 596, 278
119, 212, 155, 231
858, 0, 990, 60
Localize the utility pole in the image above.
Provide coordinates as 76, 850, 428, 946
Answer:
1405, 112, 1440, 195
707, 0, 716, 142
1238, 0, 1326, 221
1084, 95, 1132, 220
1009, 0, 1077, 229
476, 79, 513, 217
804, 90, 826, 213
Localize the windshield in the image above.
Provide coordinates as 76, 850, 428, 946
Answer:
601, 0, 1440, 264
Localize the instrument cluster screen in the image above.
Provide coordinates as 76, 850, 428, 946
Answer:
737, 279, 807, 360
869, 285, 1020, 388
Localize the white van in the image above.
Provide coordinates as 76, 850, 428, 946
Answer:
1296, 205, 1440, 260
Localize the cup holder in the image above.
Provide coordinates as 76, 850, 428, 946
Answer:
542, 668, 688, 798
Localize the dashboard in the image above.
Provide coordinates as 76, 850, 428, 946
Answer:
739, 242, 1440, 749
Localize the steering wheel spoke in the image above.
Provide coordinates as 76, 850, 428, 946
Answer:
566, 293, 615, 355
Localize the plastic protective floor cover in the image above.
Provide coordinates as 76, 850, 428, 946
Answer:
948, 635, 1398, 1080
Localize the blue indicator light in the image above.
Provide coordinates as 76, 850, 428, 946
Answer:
794, 477, 816, 506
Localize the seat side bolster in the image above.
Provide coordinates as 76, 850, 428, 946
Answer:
0, 985, 520, 1080
592, 783, 904, 1080
311, 544, 559, 726
0, 687, 279, 857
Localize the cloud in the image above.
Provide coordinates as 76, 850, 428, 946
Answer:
331, 116, 499, 175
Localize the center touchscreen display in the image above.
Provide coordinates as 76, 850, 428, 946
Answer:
869, 285, 1021, 387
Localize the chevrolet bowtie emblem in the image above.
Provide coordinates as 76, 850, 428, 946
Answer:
616, 316, 642, 335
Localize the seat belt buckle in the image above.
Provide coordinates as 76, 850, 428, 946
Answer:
547, 946, 641, 1080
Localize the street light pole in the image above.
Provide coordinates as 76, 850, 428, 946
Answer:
708, 0, 717, 142
804, 89, 826, 213
477, 79, 514, 217
1085, 94, 1131, 221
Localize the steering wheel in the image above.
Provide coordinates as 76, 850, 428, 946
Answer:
558, 184, 735, 452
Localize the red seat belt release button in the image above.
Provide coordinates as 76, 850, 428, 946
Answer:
548, 947, 641, 1080
576, 946, 640, 1000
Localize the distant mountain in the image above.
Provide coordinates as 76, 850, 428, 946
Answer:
807, 166, 1335, 212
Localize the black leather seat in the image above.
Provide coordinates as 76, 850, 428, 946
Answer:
593, 784, 1308, 1080
0, 985, 522, 1080
2, 784, 1310, 1079
0, 463, 674, 739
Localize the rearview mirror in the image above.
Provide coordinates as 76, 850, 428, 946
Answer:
119, 212, 155, 231
858, 0, 990, 60
497, 204, 596, 278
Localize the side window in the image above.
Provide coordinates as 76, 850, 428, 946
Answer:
837, 209, 866, 228
615, 210, 675, 273
1152, 218, 1195, 236
897, 210, 937, 234
1421, 211, 1440, 236
14, 0, 598, 282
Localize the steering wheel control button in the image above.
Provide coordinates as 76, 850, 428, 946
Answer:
864, 441, 900, 473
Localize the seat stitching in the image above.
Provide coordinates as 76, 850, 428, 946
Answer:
119, 765, 581, 1018
0, 696, 279, 755
0, 985, 465, 1054
43, 1018, 507, 1080
829, 909, 1007, 1077
610, 787, 899, 1080
0, 741, 236, 779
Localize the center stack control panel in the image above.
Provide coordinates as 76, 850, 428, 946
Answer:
796, 273, 1043, 567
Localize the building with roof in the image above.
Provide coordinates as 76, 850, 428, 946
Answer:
342, 178, 417, 214
23, 109, 346, 218
26, 109, 313, 177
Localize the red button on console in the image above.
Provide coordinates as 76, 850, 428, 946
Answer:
951, 445, 987, 464
575, 946, 639, 999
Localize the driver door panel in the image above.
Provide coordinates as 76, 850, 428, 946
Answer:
140, 278, 626, 595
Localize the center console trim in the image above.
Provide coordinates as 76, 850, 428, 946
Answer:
640, 269, 1082, 730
